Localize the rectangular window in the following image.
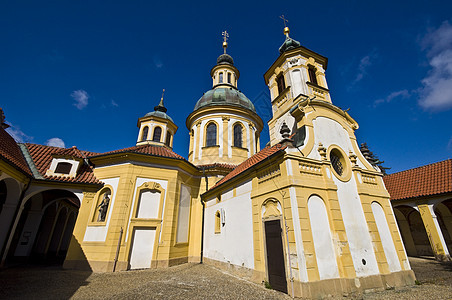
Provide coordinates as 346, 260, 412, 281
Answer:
176, 184, 191, 243
227, 73, 231, 83
277, 74, 285, 94
55, 162, 72, 174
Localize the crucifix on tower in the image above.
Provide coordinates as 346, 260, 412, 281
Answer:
280, 15, 290, 36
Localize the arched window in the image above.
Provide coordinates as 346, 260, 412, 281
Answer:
219, 72, 223, 83
55, 162, 72, 174
152, 127, 162, 142
215, 211, 221, 234
141, 126, 149, 141
206, 123, 217, 146
308, 66, 318, 85
276, 73, 285, 94
166, 131, 172, 146
233, 123, 242, 148
227, 73, 231, 83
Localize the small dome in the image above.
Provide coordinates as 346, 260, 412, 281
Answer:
144, 110, 174, 123
217, 54, 234, 65
279, 36, 301, 54
194, 87, 256, 113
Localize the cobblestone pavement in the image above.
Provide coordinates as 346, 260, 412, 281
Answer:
0, 257, 451, 299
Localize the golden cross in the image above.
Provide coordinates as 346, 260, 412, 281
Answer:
161, 89, 165, 99
222, 30, 229, 43
280, 15, 289, 27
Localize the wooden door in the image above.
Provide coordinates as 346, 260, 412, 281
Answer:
264, 220, 287, 293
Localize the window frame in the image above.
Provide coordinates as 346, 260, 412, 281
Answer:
308, 65, 318, 86
141, 126, 149, 141
152, 126, 162, 142
276, 73, 286, 94
233, 123, 243, 148
205, 122, 218, 147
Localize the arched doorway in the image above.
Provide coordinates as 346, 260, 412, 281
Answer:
393, 205, 433, 256
6, 189, 80, 265
434, 199, 452, 254
0, 178, 23, 255
262, 199, 287, 293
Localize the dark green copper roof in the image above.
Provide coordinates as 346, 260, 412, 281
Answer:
217, 53, 234, 65
144, 110, 174, 123
144, 97, 174, 122
194, 87, 256, 113
279, 36, 301, 54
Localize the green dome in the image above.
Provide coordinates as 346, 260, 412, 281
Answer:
144, 110, 174, 123
194, 87, 256, 113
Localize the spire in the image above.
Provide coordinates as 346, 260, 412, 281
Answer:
278, 15, 300, 54
154, 89, 167, 113
216, 30, 234, 65
222, 30, 229, 54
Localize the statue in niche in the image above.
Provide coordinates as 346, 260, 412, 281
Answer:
97, 193, 110, 222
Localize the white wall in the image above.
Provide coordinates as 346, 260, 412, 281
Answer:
309, 117, 380, 277
308, 195, 340, 280
176, 184, 191, 243
203, 180, 254, 269
371, 202, 401, 272
83, 177, 120, 242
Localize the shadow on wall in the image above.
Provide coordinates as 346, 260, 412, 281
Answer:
0, 237, 92, 299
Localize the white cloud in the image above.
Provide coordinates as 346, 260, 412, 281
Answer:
353, 55, 372, 83
71, 90, 89, 110
418, 21, 452, 111
5, 125, 33, 143
46, 137, 65, 148
374, 89, 410, 107
111, 99, 119, 107
153, 55, 163, 69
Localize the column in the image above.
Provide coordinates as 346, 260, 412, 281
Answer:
222, 117, 229, 158
418, 203, 451, 261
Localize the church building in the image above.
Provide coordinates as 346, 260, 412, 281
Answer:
0, 26, 416, 298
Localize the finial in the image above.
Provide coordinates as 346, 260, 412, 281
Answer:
154, 89, 167, 113
222, 30, 229, 54
280, 15, 290, 37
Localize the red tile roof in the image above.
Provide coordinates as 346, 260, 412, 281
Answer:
211, 143, 286, 190
92, 144, 187, 161
383, 159, 452, 201
198, 163, 237, 170
25, 143, 102, 185
0, 127, 31, 175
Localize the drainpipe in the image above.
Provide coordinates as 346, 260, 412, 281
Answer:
112, 227, 123, 272
200, 167, 208, 264
0, 178, 31, 267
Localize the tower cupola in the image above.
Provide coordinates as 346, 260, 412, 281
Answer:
136, 90, 178, 149
210, 31, 240, 89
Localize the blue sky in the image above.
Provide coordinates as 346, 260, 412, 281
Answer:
1, 0, 451, 174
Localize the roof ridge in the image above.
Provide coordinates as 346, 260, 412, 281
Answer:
19, 144, 44, 179
386, 158, 452, 177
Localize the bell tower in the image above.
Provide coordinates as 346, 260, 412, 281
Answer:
136, 90, 178, 149
264, 23, 331, 145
